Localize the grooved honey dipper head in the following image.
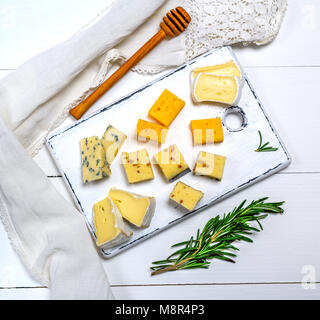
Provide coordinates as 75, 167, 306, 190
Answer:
160, 7, 191, 38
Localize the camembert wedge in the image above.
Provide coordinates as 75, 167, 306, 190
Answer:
192, 73, 242, 106
191, 60, 242, 81
170, 181, 204, 211
108, 188, 156, 228
194, 151, 226, 181
93, 197, 132, 249
80, 136, 111, 183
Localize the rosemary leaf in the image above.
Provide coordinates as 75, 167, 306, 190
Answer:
255, 130, 279, 152
151, 198, 285, 276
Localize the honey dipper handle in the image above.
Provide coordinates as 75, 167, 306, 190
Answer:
69, 30, 166, 120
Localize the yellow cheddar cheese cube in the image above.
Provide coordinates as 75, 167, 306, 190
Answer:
154, 144, 190, 182
108, 188, 156, 228
93, 197, 132, 249
136, 119, 168, 144
190, 118, 224, 145
193, 151, 226, 181
80, 136, 111, 184
121, 149, 154, 184
148, 89, 185, 127
170, 181, 204, 211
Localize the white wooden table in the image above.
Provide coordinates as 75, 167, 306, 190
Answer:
0, 0, 319, 300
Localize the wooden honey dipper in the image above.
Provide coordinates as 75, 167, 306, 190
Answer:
69, 7, 191, 120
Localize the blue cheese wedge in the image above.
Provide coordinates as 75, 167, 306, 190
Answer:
93, 197, 132, 249
108, 188, 156, 228
80, 136, 111, 183
101, 125, 127, 166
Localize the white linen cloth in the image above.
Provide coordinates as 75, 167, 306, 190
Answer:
0, 0, 287, 299
0, 117, 113, 299
0, 0, 166, 300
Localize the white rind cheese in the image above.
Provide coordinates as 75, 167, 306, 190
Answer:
190, 60, 243, 82
140, 196, 156, 228
108, 188, 156, 228
93, 197, 132, 250
191, 73, 243, 106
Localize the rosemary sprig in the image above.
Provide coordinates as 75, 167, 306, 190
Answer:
151, 198, 284, 276
255, 130, 278, 152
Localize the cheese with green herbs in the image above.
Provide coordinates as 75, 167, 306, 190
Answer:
80, 136, 111, 183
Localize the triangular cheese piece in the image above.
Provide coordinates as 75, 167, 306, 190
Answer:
108, 188, 156, 228
93, 197, 132, 249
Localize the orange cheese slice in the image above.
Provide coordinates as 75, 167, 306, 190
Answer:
136, 119, 168, 144
190, 118, 224, 145
148, 89, 185, 127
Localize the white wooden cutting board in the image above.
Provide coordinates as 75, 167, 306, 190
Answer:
46, 46, 291, 257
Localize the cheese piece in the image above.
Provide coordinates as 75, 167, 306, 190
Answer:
154, 144, 190, 182
136, 119, 168, 144
108, 188, 156, 228
191, 60, 242, 81
190, 117, 224, 145
148, 89, 185, 127
101, 125, 127, 166
93, 197, 132, 249
170, 181, 204, 211
192, 73, 242, 106
193, 151, 226, 181
121, 149, 154, 184
80, 136, 111, 183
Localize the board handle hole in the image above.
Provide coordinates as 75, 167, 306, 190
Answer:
222, 106, 247, 132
